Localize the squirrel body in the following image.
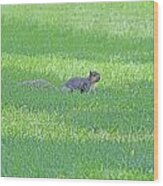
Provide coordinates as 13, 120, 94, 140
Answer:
62, 71, 100, 93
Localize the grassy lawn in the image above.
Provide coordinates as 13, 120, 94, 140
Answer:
1, 2, 154, 180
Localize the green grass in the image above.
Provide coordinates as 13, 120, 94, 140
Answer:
1, 2, 154, 180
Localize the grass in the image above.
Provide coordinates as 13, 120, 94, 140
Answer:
1, 2, 154, 180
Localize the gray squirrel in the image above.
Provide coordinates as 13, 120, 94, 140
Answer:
61, 71, 100, 93
18, 71, 101, 93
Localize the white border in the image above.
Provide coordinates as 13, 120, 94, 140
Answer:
0, 1, 162, 186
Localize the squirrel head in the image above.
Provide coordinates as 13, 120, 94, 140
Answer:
88, 71, 101, 83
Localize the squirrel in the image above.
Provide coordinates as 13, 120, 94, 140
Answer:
61, 71, 100, 93
18, 71, 100, 93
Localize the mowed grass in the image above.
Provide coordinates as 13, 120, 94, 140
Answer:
1, 2, 154, 180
